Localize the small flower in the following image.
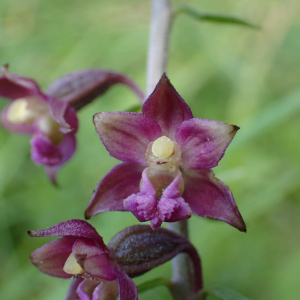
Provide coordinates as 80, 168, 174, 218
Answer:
0, 65, 78, 183
86, 74, 246, 231
28, 219, 138, 300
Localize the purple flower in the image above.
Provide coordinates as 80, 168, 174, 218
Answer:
86, 74, 246, 231
28, 219, 138, 300
0, 65, 78, 183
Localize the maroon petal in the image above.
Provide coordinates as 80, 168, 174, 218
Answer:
73, 238, 116, 281
66, 278, 84, 300
93, 112, 161, 165
175, 118, 239, 169
1, 104, 35, 134
182, 169, 246, 232
92, 280, 118, 300
30, 135, 62, 166
142, 74, 193, 139
28, 219, 106, 248
48, 97, 78, 133
114, 265, 139, 300
85, 163, 144, 219
46, 69, 145, 110
44, 133, 77, 184
77, 279, 99, 300
0, 65, 42, 100
30, 237, 77, 278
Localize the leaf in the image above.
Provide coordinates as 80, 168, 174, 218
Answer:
176, 5, 260, 29
46, 69, 144, 110
207, 287, 251, 300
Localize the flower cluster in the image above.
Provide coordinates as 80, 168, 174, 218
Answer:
86, 75, 246, 231
0, 65, 78, 183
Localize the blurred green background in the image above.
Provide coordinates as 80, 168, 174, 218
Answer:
0, 0, 299, 299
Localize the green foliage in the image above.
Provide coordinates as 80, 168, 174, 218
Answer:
207, 287, 251, 300
0, 1, 299, 300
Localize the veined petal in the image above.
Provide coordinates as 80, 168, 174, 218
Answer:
142, 74, 193, 139
30, 237, 77, 278
85, 163, 144, 219
182, 169, 246, 232
48, 97, 78, 133
30, 135, 62, 166
28, 219, 106, 249
114, 265, 139, 300
175, 118, 239, 169
66, 278, 84, 300
0, 65, 42, 100
92, 280, 118, 300
77, 279, 99, 300
44, 133, 77, 184
93, 112, 162, 165
1, 104, 35, 134
73, 238, 116, 281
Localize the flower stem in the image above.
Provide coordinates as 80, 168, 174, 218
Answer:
146, 0, 172, 97
146, 1, 195, 299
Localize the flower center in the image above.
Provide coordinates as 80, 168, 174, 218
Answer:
152, 136, 174, 158
6, 97, 63, 145
63, 253, 84, 275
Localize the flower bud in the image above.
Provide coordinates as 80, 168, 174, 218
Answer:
108, 225, 203, 292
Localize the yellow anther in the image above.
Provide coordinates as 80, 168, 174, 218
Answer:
152, 136, 174, 158
63, 253, 84, 275
6, 98, 37, 123
38, 114, 63, 145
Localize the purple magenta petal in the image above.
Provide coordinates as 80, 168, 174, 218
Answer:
93, 112, 162, 165
28, 219, 107, 248
175, 118, 239, 169
72, 238, 116, 281
114, 265, 139, 300
30, 135, 62, 166
77, 279, 100, 300
1, 104, 35, 134
66, 278, 84, 300
123, 168, 157, 222
0, 65, 42, 100
92, 280, 118, 300
30, 237, 77, 278
182, 169, 246, 232
85, 163, 144, 219
48, 97, 78, 133
142, 74, 193, 139
44, 133, 77, 184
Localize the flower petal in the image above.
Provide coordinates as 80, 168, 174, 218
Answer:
48, 97, 78, 133
182, 169, 246, 232
66, 278, 84, 300
93, 112, 162, 165
85, 163, 144, 219
28, 219, 106, 248
0, 65, 42, 100
30, 237, 76, 278
92, 280, 118, 300
77, 279, 99, 300
142, 74, 193, 139
30, 135, 62, 166
73, 238, 116, 281
114, 265, 139, 300
175, 118, 239, 169
44, 133, 77, 184
1, 104, 35, 134
123, 168, 157, 223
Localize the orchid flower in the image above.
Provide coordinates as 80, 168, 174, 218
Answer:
28, 219, 138, 300
85, 74, 246, 231
0, 65, 78, 183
